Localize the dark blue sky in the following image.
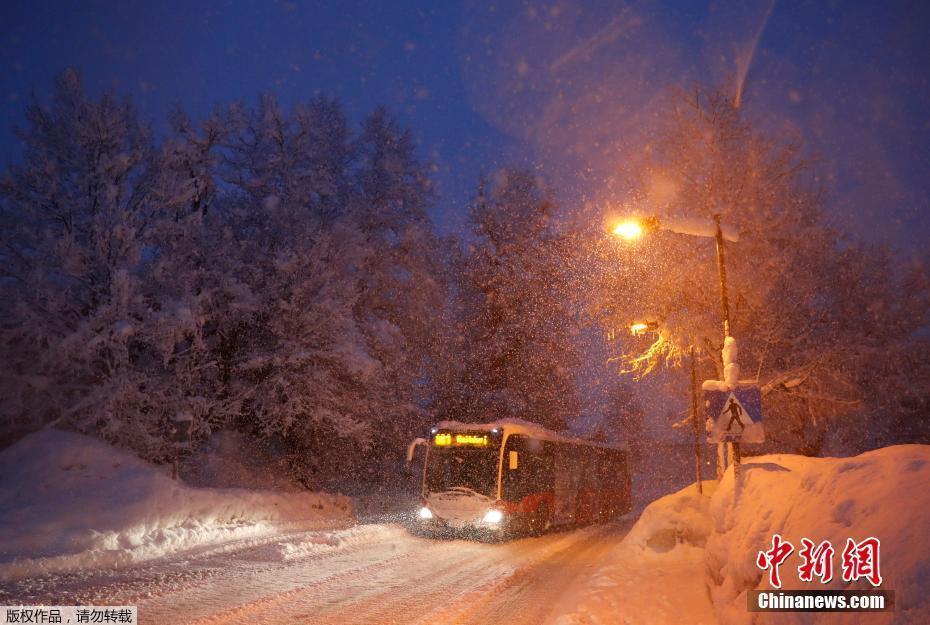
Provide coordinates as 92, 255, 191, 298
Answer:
2, 0, 929, 253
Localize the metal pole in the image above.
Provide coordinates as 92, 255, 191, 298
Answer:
732, 437, 741, 480
690, 346, 702, 494
714, 214, 739, 479
713, 214, 731, 337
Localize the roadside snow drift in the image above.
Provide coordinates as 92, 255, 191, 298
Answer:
707, 444, 930, 625
0, 430, 353, 581
549, 482, 720, 625
552, 444, 930, 625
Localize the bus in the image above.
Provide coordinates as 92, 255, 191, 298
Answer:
408, 419, 631, 537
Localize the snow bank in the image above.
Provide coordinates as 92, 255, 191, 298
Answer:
707, 444, 930, 625
0, 430, 353, 580
548, 482, 720, 625
552, 444, 930, 625
624, 480, 718, 552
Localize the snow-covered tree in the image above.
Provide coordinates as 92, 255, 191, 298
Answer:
196, 96, 386, 482
352, 108, 451, 457
0, 70, 174, 456
0, 71, 242, 461
1, 75, 455, 481
449, 170, 581, 431
585, 86, 930, 454
131, 107, 234, 456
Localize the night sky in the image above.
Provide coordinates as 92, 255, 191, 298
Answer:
2, 0, 929, 253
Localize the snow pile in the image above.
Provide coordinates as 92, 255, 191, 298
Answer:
548, 483, 719, 625
662, 215, 740, 243
552, 444, 930, 625
707, 444, 930, 625
0, 430, 353, 581
702, 336, 744, 393
624, 480, 718, 552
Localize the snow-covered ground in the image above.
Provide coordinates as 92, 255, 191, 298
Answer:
1, 518, 632, 625
707, 444, 930, 625
3, 432, 927, 625
551, 444, 930, 625
0, 430, 353, 581
548, 482, 719, 625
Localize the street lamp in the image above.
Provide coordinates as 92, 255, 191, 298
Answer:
610, 216, 661, 241
629, 320, 659, 336
610, 214, 736, 343
612, 221, 643, 240
612, 212, 740, 480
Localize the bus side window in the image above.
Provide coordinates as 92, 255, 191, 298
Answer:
534, 443, 554, 493
579, 447, 598, 490
503, 436, 553, 501
605, 451, 618, 482
603, 450, 616, 483
615, 450, 627, 480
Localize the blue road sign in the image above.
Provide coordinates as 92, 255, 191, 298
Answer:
705, 385, 764, 444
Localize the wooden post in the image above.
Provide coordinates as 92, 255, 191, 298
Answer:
717, 442, 726, 480
732, 442, 741, 480
690, 346, 702, 494
713, 215, 731, 338
713, 215, 740, 479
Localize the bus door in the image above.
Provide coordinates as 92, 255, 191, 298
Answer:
502, 435, 554, 518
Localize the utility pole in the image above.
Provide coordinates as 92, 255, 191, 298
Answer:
713, 214, 731, 337
713, 214, 739, 480
690, 346, 702, 494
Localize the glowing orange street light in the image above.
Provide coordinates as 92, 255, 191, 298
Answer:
612, 220, 644, 240
610, 216, 661, 241
629, 321, 659, 336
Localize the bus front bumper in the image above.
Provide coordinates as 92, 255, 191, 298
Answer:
415, 506, 511, 538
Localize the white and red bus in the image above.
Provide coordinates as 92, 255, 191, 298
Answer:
409, 419, 631, 537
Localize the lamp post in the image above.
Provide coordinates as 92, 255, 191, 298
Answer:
612, 213, 740, 480
627, 321, 702, 494
713, 214, 731, 337
690, 345, 702, 494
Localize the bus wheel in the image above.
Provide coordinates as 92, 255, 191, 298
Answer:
530, 503, 551, 536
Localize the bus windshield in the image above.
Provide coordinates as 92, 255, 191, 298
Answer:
425, 446, 499, 497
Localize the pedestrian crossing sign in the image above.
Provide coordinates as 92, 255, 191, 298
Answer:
705, 386, 764, 444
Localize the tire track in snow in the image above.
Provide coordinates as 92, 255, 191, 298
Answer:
147, 528, 431, 624
182, 523, 627, 625
10, 521, 632, 625
1, 524, 400, 607
185, 534, 503, 625
416, 524, 622, 625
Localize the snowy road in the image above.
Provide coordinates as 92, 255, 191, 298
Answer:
1, 521, 632, 625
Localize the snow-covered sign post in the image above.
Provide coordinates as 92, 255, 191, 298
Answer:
704, 336, 765, 450
705, 386, 764, 444
703, 335, 765, 480
694, 214, 762, 479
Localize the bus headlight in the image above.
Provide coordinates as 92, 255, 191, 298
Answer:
482, 509, 504, 524
418, 506, 433, 520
